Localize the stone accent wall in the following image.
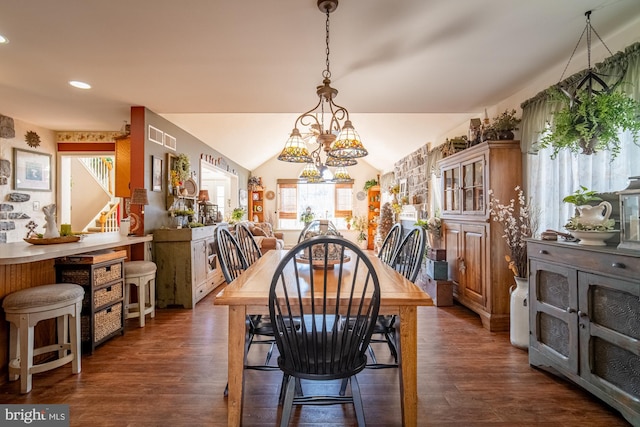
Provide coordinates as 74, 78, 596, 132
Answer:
393, 145, 429, 205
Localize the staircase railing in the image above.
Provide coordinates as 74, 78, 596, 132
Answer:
99, 203, 120, 232
79, 157, 114, 196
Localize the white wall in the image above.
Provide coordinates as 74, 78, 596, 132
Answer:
0, 119, 56, 243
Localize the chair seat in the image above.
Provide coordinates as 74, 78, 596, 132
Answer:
124, 261, 156, 328
3, 283, 84, 313
124, 260, 157, 277
3, 283, 84, 393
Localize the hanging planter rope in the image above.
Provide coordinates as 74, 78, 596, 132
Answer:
539, 11, 640, 158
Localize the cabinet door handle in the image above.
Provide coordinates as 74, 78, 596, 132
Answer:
577, 311, 589, 319
539, 250, 548, 255
611, 262, 626, 269
566, 307, 576, 314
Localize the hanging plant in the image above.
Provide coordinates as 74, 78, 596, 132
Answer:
539, 86, 640, 159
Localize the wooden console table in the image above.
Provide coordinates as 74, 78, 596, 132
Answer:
0, 233, 152, 381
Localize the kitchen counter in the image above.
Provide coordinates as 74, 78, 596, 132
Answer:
0, 232, 153, 381
0, 233, 152, 265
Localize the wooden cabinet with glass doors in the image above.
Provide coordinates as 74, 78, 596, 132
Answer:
438, 140, 522, 331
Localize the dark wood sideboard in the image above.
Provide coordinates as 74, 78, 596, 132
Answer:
528, 239, 639, 425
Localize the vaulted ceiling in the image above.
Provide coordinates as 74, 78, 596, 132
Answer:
1, 0, 639, 172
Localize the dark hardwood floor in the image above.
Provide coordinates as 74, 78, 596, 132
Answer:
0, 291, 630, 426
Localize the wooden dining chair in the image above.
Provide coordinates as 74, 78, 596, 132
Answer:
269, 236, 380, 427
235, 222, 263, 267
215, 225, 279, 395
377, 223, 403, 265
215, 225, 249, 284
369, 226, 426, 369
391, 226, 427, 283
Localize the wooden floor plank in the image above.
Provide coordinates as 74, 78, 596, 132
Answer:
0, 293, 630, 426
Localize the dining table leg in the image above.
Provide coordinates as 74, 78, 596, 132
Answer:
398, 305, 418, 427
227, 305, 247, 426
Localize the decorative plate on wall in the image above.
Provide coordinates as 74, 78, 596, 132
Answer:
356, 191, 366, 201
265, 190, 275, 200
183, 178, 197, 197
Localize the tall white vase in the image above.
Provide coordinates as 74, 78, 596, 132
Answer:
510, 276, 529, 350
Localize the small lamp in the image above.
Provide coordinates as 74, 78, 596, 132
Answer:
130, 188, 149, 213
198, 190, 210, 203
618, 176, 640, 251
198, 190, 210, 224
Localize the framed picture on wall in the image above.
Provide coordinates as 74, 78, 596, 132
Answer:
152, 155, 163, 192
13, 148, 51, 191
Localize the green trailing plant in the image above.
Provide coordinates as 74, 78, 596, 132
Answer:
564, 216, 614, 231
363, 179, 378, 191
187, 221, 205, 228
539, 88, 640, 159
171, 209, 195, 217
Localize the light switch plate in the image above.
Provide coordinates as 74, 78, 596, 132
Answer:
33, 201, 40, 211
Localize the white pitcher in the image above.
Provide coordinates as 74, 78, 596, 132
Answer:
576, 201, 612, 227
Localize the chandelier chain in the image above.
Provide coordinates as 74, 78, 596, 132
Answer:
323, 6, 331, 79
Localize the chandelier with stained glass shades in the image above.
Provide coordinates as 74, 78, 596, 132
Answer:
278, 0, 366, 182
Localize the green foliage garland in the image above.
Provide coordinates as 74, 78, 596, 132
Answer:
174, 153, 191, 183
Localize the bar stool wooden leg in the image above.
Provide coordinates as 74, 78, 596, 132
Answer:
150, 277, 156, 319
71, 302, 81, 374
20, 315, 34, 394
8, 322, 19, 382
138, 280, 146, 328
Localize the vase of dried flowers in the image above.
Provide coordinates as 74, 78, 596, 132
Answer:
489, 186, 537, 350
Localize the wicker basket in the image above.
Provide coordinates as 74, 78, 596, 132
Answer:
94, 283, 123, 309
94, 263, 122, 287
94, 302, 123, 342
61, 269, 90, 286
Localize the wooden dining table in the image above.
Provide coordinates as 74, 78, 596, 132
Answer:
214, 249, 433, 426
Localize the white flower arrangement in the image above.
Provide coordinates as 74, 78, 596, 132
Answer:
488, 186, 537, 278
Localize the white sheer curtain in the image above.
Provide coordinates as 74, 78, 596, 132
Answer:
529, 131, 640, 232
522, 42, 640, 233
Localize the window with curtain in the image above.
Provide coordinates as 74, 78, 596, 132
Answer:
276, 180, 353, 230
520, 42, 640, 232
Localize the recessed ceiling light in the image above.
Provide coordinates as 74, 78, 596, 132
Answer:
69, 80, 91, 89
0, 35, 9, 44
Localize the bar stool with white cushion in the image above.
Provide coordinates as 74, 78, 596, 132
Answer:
2, 283, 84, 393
123, 261, 156, 327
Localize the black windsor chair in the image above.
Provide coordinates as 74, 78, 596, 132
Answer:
367, 225, 426, 369
215, 225, 282, 396
269, 236, 381, 427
